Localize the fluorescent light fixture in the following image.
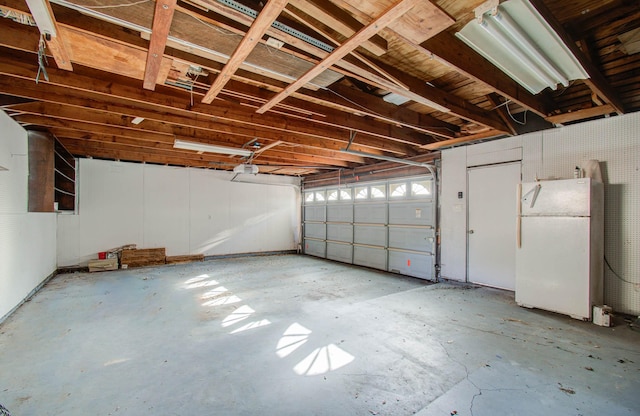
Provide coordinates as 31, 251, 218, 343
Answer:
131, 117, 145, 125
383, 92, 411, 106
25, 0, 57, 37
456, 0, 588, 94
173, 139, 253, 157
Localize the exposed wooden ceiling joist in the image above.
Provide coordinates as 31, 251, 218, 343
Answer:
201, 0, 289, 103
24, 0, 73, 71
257, 0, 420, 114
143, 0, 177, 90
0, 0, 637, 176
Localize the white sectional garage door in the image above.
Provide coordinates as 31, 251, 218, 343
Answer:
303, 176, 436, 280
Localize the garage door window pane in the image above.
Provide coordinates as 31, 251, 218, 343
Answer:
355, 186, 368, 199
390, 183, 407, 198
305, 192, 314, 203
314, 191, 325, 202
327, 189, 339, 201
371, 185, 386, 199
339, 189, 352, 200
411, 181, 432, 197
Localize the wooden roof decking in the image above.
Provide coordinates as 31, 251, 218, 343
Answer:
0, 0, 637, 175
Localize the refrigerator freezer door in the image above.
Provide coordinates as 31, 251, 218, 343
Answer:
516, 216, 592, 320
521, 178, 592, 217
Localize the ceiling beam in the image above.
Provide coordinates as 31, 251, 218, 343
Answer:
143, 0, 177, 90
0, 18, 431, 146
528, 0, 625, 114
201, 0, 288, 104
422, 129, 504, 150
48, 129, 354, 168
281, 5, 409, 92
417, 31, 551, 118
0, 50, 416, 155
486, 93, 518, 136
9, 104, 367, 164
286, 0, 387, 56
23, 0, 73, 71
256, 0, 419, 114
185, 0, 507, 129
545, 104, 616, 124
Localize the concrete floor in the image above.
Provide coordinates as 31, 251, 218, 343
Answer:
0, 254, 639, 416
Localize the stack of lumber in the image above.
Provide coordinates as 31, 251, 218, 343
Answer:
165, 254, 205, 264
120, 248, 166, 268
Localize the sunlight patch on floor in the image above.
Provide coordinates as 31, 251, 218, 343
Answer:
276, 323, 312, 358
293, 344, 355, 376
222, 305, 255, 327
202, 294, 242, 307
229, 319, 271, 334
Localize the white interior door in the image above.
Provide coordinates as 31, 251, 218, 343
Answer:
467, 162, 521, 290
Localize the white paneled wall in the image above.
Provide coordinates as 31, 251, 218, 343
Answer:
439, 147, 467, 281
0, 110, 57, 321
57, 159, 300, 267
441, 112, 640, 315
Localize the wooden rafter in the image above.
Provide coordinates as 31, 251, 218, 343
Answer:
545, 104, 615, 125
201, 0, 288, 104
282, 6, 409, 91
187, 0, 506, 129
22, 0, 72, 71
418, 31, 551, 118
143, 0, 177, 90
487, 93, 518, 136
529, 0, 625, 114
287, 0, 387, 56
0, 58, 418, 156
256, 0, 419, 114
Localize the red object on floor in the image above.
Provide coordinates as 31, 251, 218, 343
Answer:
98, 252, 106, 260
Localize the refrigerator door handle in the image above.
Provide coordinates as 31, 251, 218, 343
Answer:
517, 183, 522, 248
521, 183, 542, 208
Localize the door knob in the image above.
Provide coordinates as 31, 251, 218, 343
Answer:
468, 229, 474, 234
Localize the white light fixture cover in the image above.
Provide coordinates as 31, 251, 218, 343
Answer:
456, 0, 588, 94
25, 0, 57, 37
173, 139, 253, 156
131, 117, 145, 125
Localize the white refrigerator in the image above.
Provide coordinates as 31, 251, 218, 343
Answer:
515, 178, 604, 320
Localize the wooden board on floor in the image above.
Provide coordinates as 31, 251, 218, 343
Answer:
165, 254, 205, 264
88, 258, 119, 272
121, 248, 166, 268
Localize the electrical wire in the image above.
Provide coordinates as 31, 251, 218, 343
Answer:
505, 100, 527, 125
605, 256, 637, 285
76, 0, 151, 9
324, 87, 458, 134
186, 11, 241, 37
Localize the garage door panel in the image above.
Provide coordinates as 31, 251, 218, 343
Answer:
388, 227, 435, 253
388, 250, 434, 280
304, 239, 325, 258
354, 203, 387, 224
327, 204, 353, 222
353, 246, 387, 270
389, 201, 434, 226
327, 242, 353, 263
304, 222, 326, 240
327, 223, 353, 243
354, 225, 386, 246
305, 205, 325, 222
